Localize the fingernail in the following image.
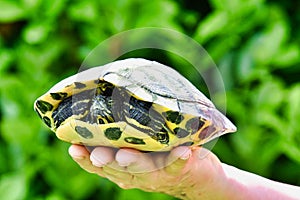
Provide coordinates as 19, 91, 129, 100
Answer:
69, 151, 85, 159
115, 149, 138, 167
72, 154, 85, 160
91, 161, 103, 167
69, 146, 85, 160
90, 154, 105, 167
180, 151, 191, 160
173, 146, 191, 160
116, 155, 133, 167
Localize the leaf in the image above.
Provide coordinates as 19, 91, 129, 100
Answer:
22, 22, 52, 44
0, 49, 13, 74
0, 1, 26, 22
194, 11, 228, 43
272, 44, 300, 67
0, 173, 26, 200
286, 85, 300, 123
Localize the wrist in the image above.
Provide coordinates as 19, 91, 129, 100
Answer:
222, 163, 300, 200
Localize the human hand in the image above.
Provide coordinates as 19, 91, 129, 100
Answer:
68, 145, 230, 199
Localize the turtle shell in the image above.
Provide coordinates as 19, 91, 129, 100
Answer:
34, 58, 236, 151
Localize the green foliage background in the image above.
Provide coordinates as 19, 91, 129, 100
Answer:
0, 0, 299, 199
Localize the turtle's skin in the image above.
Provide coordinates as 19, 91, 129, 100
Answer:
34, 58, 236, 151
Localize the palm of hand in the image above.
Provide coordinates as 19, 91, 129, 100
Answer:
69, 145, 227, 200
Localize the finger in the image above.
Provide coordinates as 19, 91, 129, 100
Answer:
115, 148, 157, 173
195, 147, 220, 164
150, 151, 169, 170
68, 144, 104, 175
68, 144, 90, 159
164, 146, 192, 175
102, 165, 135, 189
192, 147, 222, 174
115, 148, 162, 189
90, 146, 116, 167
171, 146, 192, 160
115, 148, 139, 167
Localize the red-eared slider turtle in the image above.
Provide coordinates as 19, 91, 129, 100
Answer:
34, 58, 236, 151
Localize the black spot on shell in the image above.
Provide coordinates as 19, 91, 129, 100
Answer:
34, 108, 42, 119
124, 137, 146, 145
50, 92, 68, 100
199, 126, 217, 140
42, 116, 51, 128
104, 127, 122, 140
74, 82, 86, 89
186, 118, 205, 135
36, 100, 53, 114
173, 127, 190, 138
164, 111, 184, 124
75, 126, 93, 139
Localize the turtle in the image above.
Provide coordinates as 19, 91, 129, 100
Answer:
34, 58, 236, 151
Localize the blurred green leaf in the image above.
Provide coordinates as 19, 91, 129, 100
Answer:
22, 22, 52, 44
0, 49, 13, 73
286, 85, 300, 122
194, 11, 227, 43
117, 189, 174, 200
0, 173, 26, 200
68, 1, 98, 22
0, 1, 26, 22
